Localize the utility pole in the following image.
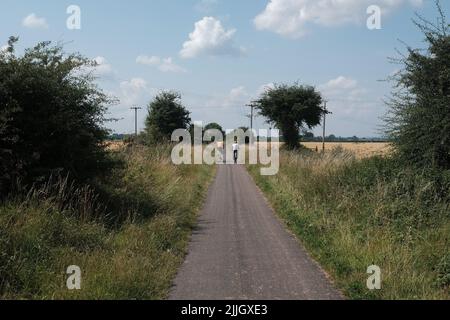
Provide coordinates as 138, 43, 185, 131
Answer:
130, 106, 142, 137
322, 101, 328, 153
246, 102, 257, 132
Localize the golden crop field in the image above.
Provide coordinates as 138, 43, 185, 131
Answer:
301, 142, 392, 158
105, 140, 126, 151
105, 140, 392, 159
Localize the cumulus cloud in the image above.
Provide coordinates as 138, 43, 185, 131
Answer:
256, 83, 276, 96
319, 76, 377, 119
203, 84, 279, 110
92, 56, 114, 76
159, 58, 187, 73
203, 86, 250, 109
254, 0, 423, 38
319, 76, 358, 94
180, 17, 244, 58
119, 78, 154, 106
72, 56, 114, 79
136, 55, 186, 73
106, 78, 155, 133
314, 76, 388, 136
22, 13, 49, 29
225, 86, 250, 106
136, 55, 160, 66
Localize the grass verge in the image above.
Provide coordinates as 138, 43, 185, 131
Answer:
0, 144, 215, 299
248, 149, 449, 299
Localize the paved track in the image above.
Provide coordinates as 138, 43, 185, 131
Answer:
169, 165, 342, 300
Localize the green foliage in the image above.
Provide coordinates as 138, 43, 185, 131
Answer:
254, 83, 325, 150
436, 254, 450, 289
203, 123, 225, 143
145, 91, 191, 144
0, 37, 114, 196
249, 151, 450, 299
204, 122, 223, 132
385, 1, 450, 169
0, 145, 215, 299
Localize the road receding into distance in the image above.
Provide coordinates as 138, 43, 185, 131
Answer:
170, 165, 343, 300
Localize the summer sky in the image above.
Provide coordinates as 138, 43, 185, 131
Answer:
1, 0, 447, 137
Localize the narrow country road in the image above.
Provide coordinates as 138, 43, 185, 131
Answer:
169, 164, 342, 300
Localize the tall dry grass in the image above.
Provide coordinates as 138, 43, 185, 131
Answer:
249, 149, 450, 299
0, 144, 215, 299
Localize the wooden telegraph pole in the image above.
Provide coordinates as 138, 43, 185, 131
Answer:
322, 101, 328, 153
130, 106, 142, 137
246, 102, 258, 145
246, 102, 257, 132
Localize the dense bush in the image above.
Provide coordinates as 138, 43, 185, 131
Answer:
0, 37, 114, 196
386, 2, 450, 169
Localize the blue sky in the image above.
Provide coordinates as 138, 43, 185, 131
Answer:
1, 0, 448, 137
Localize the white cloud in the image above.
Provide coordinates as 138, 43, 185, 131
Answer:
106, 78, 155, 133
159, 58, 187, 73
319, 76, 375, 118
136, 55, 160, 66
203, 84, 279, 110
93, 56, 113, 76
180, 17, 244, 59
72, 56, 114, 79
319, 76, 361, 100
313, 76, 388, 136
256, 83, 275, 96
226, 86, 249, 106
320, 76, 358, 93
205, 86, 250, 108
22, 13, 49, 29
136, 55, 186, 73
119, 78, 154, 106
254, 0, 423, 38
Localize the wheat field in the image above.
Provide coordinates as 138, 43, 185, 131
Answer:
302, 142, 392, 158
106, 140, 392, 159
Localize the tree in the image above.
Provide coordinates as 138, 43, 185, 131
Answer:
302, 131, 315, 140
204, 123, 224, 143
204, 122, 223, 133
145, 91, 191, 143
0, 37, 113, 196
226, 127, 255, 144
254, 83, 325, 149
385, 1, 450, 169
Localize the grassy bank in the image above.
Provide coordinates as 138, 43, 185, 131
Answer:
0, 145, 215, 299
248, 150, 450, 299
